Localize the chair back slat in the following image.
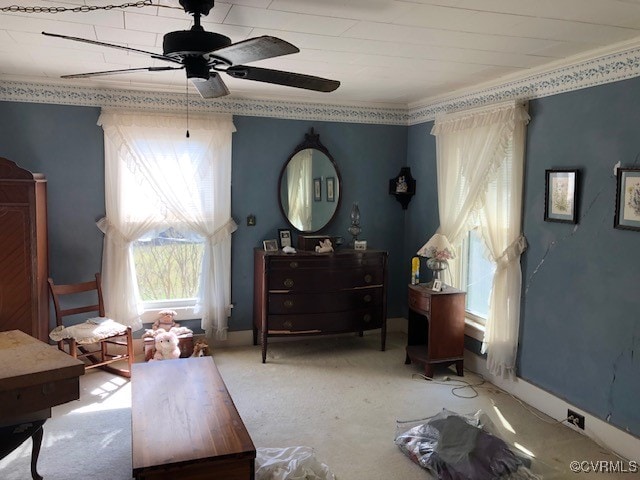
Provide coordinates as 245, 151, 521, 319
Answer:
48, 273, 106, 327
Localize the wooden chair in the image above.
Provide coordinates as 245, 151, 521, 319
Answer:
47, 273, 134, 378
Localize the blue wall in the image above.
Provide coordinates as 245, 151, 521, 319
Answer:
520, 78, 640, 437
230, 116, 408, 330
403, 79, 640, 437
0, 102, 104, 284
0, 103, 408, 333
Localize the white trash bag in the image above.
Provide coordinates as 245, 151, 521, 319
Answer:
256, 446, 336, 480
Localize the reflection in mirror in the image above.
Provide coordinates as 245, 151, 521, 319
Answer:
279, 129, 341, 233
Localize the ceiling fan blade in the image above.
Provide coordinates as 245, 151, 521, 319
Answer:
211, 36, 299, 65
61, 66, 184, 79
42, 32, 182, 64
190, 73, 230, 98
226, 66, 340, 92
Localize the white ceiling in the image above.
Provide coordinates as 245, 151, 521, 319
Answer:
3, 0, 640, 108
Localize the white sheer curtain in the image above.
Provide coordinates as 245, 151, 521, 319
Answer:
97, 110, 237, 339
286, 149, 313, 231
430, 102, 530, 378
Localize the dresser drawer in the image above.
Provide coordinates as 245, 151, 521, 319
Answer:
268, 288, 382, 314
268, 267, 384, 291
268, 308, 383, 333
408, 287, 431, 314
268, 252, 386, 271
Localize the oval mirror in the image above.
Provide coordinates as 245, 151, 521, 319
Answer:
278, 129, 341, 233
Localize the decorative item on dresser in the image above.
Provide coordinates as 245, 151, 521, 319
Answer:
253, 248, 388, 363
0, 158, 49, 342
406, 283, 466, 378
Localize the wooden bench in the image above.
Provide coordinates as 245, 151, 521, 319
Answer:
131, 357, 255, 480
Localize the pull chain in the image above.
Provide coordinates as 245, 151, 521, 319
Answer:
185, 78, 190, 138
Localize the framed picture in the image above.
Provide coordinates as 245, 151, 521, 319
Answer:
326, 177, 335, 202
313, 178, 322, 201
432, 279, 442, 292
544, 169, 578, 224
263, 239, 278, 252
614, 167, 640, 231
278, 229, 292, 248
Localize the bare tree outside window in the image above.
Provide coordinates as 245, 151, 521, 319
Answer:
133, 228, 204, 301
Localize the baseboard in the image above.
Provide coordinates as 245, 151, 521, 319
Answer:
464, 350, 640, 461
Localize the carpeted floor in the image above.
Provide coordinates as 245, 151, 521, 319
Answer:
0, 332, 631, 479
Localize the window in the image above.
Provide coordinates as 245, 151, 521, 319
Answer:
133, 228, 205, 307
119, 137, 210, 313
98, 111, 236, 336
459, 229, 495, 324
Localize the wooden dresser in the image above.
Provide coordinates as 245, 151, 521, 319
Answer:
253, 248, 388, 363
0, 158, 49, 342
406, 283, 466, 378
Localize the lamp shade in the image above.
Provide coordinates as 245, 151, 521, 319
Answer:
417, 233, 456, 260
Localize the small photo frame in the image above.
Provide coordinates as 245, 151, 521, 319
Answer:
314, 178, 322, 201
354, 240, 367, 250
544, 169, 578, 224
432, 279, 442, 292
278, 229, 292, 248
614, 167, 640, 231
326, 177, 335, 202
263, 239, 278, 252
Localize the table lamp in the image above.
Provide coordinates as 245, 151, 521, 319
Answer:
417, 233, 456, 283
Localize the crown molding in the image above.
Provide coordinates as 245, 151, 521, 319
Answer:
0, 80, 409, 126
407, 37, 640, 125
3, 37, 640, 126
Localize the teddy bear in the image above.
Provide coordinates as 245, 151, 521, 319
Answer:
152, 309, 179, 332
315, 239, 334, 253
190, 339, 210, 357
152, 329, 181, 361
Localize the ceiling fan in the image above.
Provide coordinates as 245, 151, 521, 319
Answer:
42, 0, 340, 98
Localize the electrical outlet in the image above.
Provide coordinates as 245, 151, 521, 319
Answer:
568, 409, 585, 429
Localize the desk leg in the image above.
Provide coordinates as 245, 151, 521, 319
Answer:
30, 425, 43, 480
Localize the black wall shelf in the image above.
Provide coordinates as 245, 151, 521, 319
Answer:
389, 167, 416, 210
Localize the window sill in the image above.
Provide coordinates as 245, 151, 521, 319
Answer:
464, 317, 485, 341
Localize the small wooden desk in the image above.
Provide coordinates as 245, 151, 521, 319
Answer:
0, 330, 85, 479
132, 357, 256, 480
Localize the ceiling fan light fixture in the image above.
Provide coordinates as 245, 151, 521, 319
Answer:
179, 0, 215, 16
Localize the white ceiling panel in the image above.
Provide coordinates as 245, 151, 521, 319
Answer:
223, 5, 357, 36
3, 0, 640, 106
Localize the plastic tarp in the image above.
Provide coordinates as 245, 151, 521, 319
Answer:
256, 446, 336, 480
395, 409, 542, 480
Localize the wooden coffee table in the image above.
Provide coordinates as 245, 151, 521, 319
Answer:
131, 356, 255, 480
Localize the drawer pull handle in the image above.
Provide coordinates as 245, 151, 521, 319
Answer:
289, 261, 299, 268
363, 294, 372, 303
364, 274, 372, 283
284, 300, 294, 308
284, 278, 294, 288
363, 314, 372, 323
283, 320, 293, 330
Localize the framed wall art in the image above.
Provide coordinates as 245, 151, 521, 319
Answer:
326, 177, 335, 202
313, 177, 322, 201
614, 167, 640, 231
544, 169, 578, 224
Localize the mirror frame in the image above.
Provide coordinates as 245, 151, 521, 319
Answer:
278, 128, 342, 233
